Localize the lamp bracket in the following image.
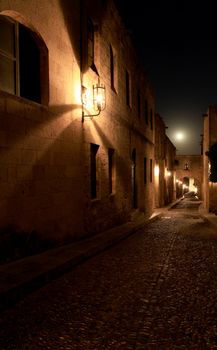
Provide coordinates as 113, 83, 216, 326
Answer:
82, 109, 101, 122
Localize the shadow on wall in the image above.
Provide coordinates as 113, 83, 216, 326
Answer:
58, 0, 110, 73
0, 103, 84, 264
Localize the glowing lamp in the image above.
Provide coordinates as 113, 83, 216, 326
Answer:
165, 168, 171, 177
82, 81, 106, 121
93, 83, 106, 112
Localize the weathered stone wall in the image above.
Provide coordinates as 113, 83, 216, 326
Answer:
203, 113, 209, 210
82, 0, 155, 232
154, 114, 176, 208
154, 114, 167, 207
203, 106, 217, 213
0, 0, 84, 242
165, 137, 176, 204
0, 0, 155, 249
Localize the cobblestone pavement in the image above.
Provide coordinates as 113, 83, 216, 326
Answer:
1, 199, 217, 349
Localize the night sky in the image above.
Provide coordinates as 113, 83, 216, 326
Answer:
115, 1, 217, 155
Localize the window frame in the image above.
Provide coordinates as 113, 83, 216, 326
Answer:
0, 16, 19, 96
87, 17, 94, 68
109, 44, 118, 93
0, 14, 48, 105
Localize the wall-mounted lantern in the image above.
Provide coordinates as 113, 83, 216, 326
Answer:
165, 168, 172, 177
82, 81, 106, 121
93, 83, 106, 112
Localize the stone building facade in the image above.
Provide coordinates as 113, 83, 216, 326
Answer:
154, 114, 166, 208
154, 114, 176, 208
175, 155, 203, 198
0, 0, 156, 251
203, 107, 217, 213
165, 136, 176, 204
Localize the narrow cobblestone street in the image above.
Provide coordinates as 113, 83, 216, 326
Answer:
1, 198, 217, 349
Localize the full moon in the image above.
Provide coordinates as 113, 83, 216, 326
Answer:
175, 132, 184, 141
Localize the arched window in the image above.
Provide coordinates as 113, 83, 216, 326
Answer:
0, 15, 48, 104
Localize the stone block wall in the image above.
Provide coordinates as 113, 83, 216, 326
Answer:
0, 0, 155, 254
203, 106, 217, 212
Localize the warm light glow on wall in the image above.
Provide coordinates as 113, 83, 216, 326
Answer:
154, 165, 159, 177
82, 85, 91, 109
74, 84, 82, 105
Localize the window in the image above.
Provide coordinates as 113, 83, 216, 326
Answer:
110, 45, 114, 90
137, 88, 141, 119
150, 108, 153, 130
87, 18, 95, 69
144, 157, 147, 184
0, 16, 15, 94
87, 18, 94, 66
0, 16, 41, 103
110, 45, 117, 92
108, 148, 115, 194
145, 100, 148, 124
150, 159, 153, 182
87, 18, 99, 74
125, 70, 131, 107
90, 143, 99, 199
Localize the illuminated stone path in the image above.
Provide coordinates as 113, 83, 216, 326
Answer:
1, 199, 217, 349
